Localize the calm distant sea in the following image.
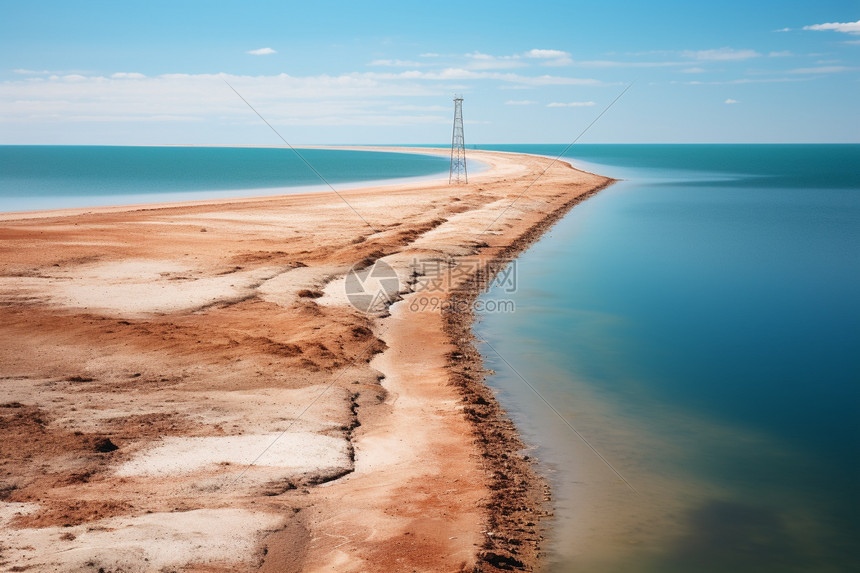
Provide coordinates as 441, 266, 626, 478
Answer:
0, 146, 449, 212
474, 144, 860, 572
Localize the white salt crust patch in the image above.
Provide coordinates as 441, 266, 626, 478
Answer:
115, 432, 351, 478
1, 508, 282, 572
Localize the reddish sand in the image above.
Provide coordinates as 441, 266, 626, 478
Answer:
0, 147, 612, 572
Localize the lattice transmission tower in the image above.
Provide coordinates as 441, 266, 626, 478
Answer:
449, 95, 467, 184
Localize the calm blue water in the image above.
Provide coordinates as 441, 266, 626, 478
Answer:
0, 146, 449, 212
474, 145, 860, 572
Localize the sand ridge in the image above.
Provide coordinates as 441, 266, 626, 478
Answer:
0, 147, 612, 572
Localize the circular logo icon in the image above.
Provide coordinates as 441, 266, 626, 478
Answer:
344, 259, 400, 313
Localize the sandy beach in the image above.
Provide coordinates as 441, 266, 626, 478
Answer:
0, 147, 612, 572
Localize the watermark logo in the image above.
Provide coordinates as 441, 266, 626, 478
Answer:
344, 256, 517, 314
408, 257, 517, 294
344, 259, 400, 313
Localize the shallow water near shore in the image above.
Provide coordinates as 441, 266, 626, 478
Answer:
475, 145, 860, 572
0, 146, 450, 212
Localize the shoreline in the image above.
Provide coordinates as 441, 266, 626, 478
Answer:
443, 176, 615, 570
0, 147, 613, 572
0, 145, 491, 219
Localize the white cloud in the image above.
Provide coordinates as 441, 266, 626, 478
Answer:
672, 77, 809, 86
505, 100, 537, 105
362, 68, 602, 86
566, 60, 621, 68
682, 67, 707, 74
503, 73, 600, 86
0, 68, 604, 132
568, 50, 759, 69
464, 51, 524, 70
525, 48, 572, 66
419, 52, 439, 58
526, 49, 568, 59
246, 47, 276, 56
547, 101, 596, 107
789, 65, 855, 74
774, 27, 793, 33
724, 98, 739, 104
0, 72, 436, 127
768, 51, 793, 57
467, 52, 493, 60
683, 47, 761, 61
368, 59, 424, 67
60, 114, 202, 123
572, 59, 686, 68
803, 20, 860, 35
459, 48, 574, 69
627, 50, 676, 57
390, 104, 448, 111
13, 68, 93, 76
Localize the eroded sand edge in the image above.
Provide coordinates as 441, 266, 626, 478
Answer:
0, 147, 612, 572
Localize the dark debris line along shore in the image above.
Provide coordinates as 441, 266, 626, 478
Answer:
443, 179, 616, 572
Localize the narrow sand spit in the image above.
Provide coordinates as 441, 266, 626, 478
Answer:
0, 147, 613, 572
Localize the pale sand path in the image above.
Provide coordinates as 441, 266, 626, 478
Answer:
0, 147, 612, 572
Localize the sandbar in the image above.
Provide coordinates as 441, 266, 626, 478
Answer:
0, 147, 612, 572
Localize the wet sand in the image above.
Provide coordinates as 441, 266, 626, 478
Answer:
0, 147, 612, 572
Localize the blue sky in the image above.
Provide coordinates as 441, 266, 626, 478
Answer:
1, 0, 858, 144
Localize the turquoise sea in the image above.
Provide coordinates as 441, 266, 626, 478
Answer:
2, 143, 857, 571
0, 146, 449, 212
475, 145, 860, 572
